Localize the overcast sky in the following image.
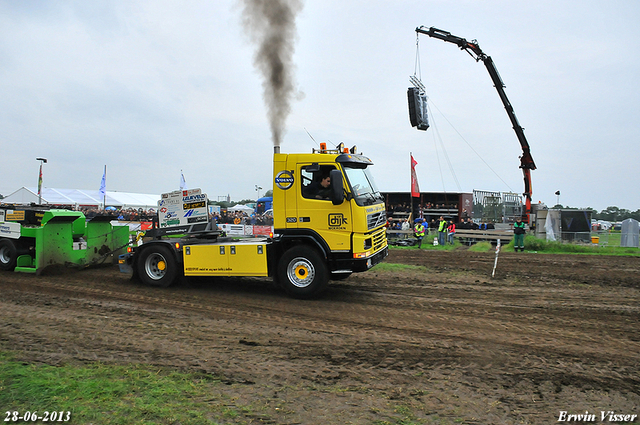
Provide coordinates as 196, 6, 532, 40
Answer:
1, 0, 638, 211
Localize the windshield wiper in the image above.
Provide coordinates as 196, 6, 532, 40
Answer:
361, 192, 377, 205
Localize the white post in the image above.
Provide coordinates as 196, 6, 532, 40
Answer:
491, 239, 501, 278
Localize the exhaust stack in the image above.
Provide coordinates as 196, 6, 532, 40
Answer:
274, 146, 280, 154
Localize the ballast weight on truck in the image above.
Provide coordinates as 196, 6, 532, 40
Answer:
119, 143, 389, 299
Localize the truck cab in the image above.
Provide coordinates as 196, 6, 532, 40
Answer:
272, 143, 388, 295
121, 143, 388, 299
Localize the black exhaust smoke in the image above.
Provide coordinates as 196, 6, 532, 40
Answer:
241, 0, 303, 148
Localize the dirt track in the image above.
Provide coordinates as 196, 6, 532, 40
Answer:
1, 249, 639, 424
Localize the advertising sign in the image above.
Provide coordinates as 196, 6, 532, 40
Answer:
158, 188, 209, 228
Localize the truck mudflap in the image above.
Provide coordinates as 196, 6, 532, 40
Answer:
118, 253, 133, 274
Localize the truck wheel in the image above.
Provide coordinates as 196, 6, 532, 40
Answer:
0, 239, 18, 271
137, 245, 178, 288
278, 246, 329, 299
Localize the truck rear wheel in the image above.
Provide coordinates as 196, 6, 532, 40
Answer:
278, 246, 329, 299
137, 245, 178, 288
0, 239, 18, 271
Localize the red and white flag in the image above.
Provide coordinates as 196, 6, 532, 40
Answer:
410, 154, 420, 198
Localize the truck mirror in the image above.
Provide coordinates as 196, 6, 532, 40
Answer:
306, 163, 320, 173
329, 169, 344, 205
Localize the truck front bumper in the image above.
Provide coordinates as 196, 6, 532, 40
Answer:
333, 246, 388, 273
357, 246, 388, 271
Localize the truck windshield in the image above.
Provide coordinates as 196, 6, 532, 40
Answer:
343, 165, 384, 206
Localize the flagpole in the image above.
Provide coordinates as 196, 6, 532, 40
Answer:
36, 157, 47, 205
99, 165, 107, 210
103, 165, 107, 208
38, 163, 43, 205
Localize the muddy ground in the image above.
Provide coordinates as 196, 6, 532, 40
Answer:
1, 249, 639, 424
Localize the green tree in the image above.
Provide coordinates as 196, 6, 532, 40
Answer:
599, 206, 618, 221
211, 200, 232, 209
597, 206, 634, 222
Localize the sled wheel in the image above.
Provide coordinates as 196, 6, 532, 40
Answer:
137, 245, 178, 287
0, 239, 18, 271
278, 246, 329, 299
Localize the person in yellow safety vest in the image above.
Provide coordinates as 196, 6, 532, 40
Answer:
437, 216, 447, 246
414, 219, 426, 248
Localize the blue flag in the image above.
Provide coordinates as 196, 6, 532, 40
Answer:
99, 165, 106, 203
180, 170, 187, 190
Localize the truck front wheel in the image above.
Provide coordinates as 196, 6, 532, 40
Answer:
0, 239, 18, 271
278, 246, 329, 299
137, 245, 178, 288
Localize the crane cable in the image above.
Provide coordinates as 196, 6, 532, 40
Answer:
414, 33, 514, 194
414, 32, 422, 80
416, 33, 460, 193
426, 103, 461, 192
427, 99, 514, 193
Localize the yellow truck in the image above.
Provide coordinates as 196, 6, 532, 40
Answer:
119, 143, 388, 298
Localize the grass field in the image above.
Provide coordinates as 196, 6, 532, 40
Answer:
3, 232, 637, 424
389, 231, 640, 256
0, 352, 243, 425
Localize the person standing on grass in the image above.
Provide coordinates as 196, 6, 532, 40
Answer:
513, 216, 526, 252
401, 218, 411, 239
437, 216, 447, 246
447, 220, 456, 245
414, 219, 426, 248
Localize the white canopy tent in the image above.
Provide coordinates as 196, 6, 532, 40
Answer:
227, 204, 254, 213
620, 218, 639, 248
1, 187, 160, 209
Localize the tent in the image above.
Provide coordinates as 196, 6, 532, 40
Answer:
620, 218, 639, 248
1, 187, 160, 209
228, 204, 254, 213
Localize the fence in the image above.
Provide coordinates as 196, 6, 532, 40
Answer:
472, 190, 523, 223
549, 231, 611, 246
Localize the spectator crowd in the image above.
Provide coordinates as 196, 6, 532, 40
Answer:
77, 206, 274, 226
211, 210, 272, 226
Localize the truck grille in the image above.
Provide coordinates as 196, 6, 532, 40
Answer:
367, 211, 386, 231
372, 227, 388, 252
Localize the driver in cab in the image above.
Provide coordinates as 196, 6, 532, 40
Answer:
305, 173, 332, 200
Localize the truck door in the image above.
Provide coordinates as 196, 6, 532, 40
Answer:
297, 164, 352, 252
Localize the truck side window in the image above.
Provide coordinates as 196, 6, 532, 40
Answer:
301, 165, 335, 200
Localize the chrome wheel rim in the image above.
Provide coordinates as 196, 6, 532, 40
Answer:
0, 246, 9, 264
144, 252, 167, 280
287, 257, 315, 288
